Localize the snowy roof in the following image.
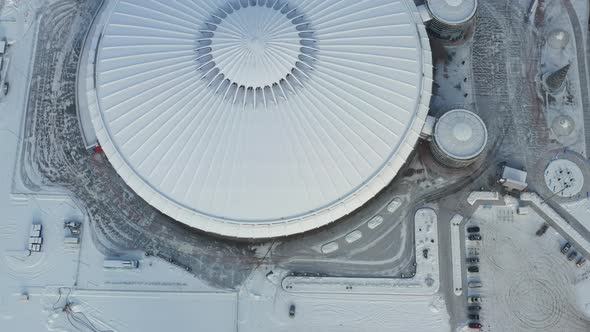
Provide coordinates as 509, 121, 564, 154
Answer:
426, 0, 478, 25
88, 0, 432, 238
433, 109, 487, 160
502, 166, 528, 183
544, 159, 585, 197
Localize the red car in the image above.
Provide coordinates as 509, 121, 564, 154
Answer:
469, 322, 482, 329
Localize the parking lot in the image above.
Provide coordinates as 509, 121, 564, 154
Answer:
463, 203, 589, 331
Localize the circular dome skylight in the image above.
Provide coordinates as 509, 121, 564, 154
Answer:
86, 0, 432, 238
433, 109, 487, 160
196, 2, 318, 107
426, 0, 478, 25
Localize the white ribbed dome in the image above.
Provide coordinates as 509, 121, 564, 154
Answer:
87, 0, 432, 238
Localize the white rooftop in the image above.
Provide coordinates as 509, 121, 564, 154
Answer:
433, 109, 487, 160
426, 0, 478, 25
87, 0, 432, 238
502, 167, 527, 182
544, 159, 585, 197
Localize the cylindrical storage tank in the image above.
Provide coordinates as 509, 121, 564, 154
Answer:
426, 0, 478, 41
430, 109, 488, 168
546, 29, 570, 50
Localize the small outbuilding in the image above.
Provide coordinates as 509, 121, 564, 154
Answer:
499, 166, 528, 191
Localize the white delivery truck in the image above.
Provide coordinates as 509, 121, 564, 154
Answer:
103, 259, 139, 269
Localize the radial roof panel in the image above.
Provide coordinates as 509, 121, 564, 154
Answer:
89, 0, 432, 238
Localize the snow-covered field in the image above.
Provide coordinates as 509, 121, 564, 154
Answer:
240, 268, 449, 332
465, 200, 590, 331
563, 198, 590, 231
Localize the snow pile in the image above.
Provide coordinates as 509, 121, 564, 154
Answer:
575, 276, 590, 319
450, 214, 464, 295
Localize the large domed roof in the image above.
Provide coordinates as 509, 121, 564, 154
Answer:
86, 0, 432, 238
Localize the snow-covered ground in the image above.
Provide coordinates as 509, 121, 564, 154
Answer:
464, 199, 590, 331
539, 0, 588, 157
240, 268, 449, 332
563, 198, 590, 232
43, 289, 238, 332
282, 207, 441, 295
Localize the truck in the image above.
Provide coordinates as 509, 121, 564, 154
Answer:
103, 259, 139, 269
468, 281, 483, 288
535, 223, 549, 236
29, 237, 43, 245
64, 237, 80, 247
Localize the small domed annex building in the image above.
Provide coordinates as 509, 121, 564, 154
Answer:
79, 0, 433, 238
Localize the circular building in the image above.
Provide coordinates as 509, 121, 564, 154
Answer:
551, 115, 575, 137
544, 159, 584, 198
430, 109, 487, 168
425, 0, 478, 40
546, 29, 570, 49
79, 0, 432, 238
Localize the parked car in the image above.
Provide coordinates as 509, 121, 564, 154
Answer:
468, 322, 482, 329
467, 305, 481, 311
568, 251, 577, 261
468, 314, 480, 320
467, 266, 479, 273
289, 304, 296, 318
2, 82, 8, 95
468, 296, 481, 304
467, 226, 480, 233
468, 281, 483, 288
561, 242, 571, 254
577, 257, 586, 268
469, 234, 482, 241
535, 224, 549, 236
466, 257, 480, 264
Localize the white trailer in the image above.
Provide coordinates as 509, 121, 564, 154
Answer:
29, 237, 43, 245
64, 237, 80, 246
103, 259, 139, 269
28, 244, 41, 252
